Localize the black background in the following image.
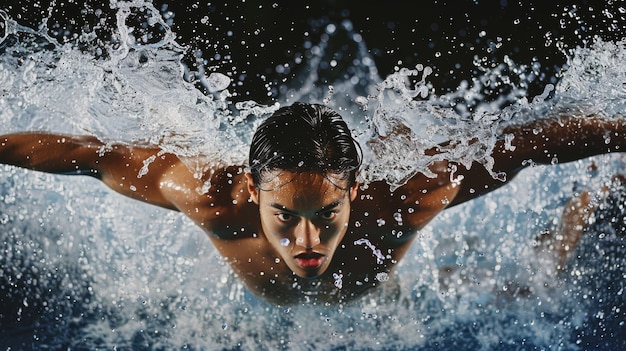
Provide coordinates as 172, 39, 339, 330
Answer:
3, 1, 625, 104
2, 1, 626, 349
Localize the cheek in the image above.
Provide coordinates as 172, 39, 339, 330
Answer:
260, 212, 292, 242
322, 218, 350, 240
261, 215, 279, 232
259, 211, 277, 232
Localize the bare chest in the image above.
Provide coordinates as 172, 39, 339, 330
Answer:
217, 232, 400, 305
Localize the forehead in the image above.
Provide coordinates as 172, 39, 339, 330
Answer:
259, 171, 349, 204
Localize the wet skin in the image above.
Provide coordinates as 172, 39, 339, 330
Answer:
197, 165, 456, 304
1, 115, 625, 304
245, 171, 358, 279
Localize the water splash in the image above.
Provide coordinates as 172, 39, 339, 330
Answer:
0, 3, 277, 174
1, 2, 626, 350
353, 238, 385, 264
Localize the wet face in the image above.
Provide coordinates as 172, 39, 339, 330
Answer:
246, 171, 358, 278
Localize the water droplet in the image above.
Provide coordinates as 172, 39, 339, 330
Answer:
206, 72, 231, 92
333, 272, 343, 289
393, 212, 402, 223
376, 272, 389, 282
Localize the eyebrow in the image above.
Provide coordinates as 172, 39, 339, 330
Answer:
269, 199, 345, 215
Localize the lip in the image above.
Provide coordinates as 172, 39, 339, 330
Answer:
294, 252, 325, 270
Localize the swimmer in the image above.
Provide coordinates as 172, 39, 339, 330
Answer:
1, 103, 625, 304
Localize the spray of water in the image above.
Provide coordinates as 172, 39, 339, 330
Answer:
1, 1, 625, 350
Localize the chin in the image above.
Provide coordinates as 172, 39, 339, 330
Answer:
296, 271, 323, 279
292, 265, 328, 279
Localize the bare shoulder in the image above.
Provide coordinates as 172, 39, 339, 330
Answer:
160, 163, 258, 238
354, 160, 458, 232
347, 161, 458, 262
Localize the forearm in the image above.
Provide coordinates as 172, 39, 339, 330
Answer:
0, 133, 104, 176
449, 115, 625, 207
501, 115, 626, 169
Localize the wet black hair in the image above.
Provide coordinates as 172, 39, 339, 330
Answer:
249, 102, 362, 189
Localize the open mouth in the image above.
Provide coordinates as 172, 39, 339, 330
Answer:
294, 252, 325, 269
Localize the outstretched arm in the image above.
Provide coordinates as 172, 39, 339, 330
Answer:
0, 133, 104, 176
0, 132, 194, 211
449, 115, 626, 206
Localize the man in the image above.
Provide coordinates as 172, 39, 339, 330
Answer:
0, 103, 624, 304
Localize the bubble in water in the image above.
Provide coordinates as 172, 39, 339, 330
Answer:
279, 238, 290, 246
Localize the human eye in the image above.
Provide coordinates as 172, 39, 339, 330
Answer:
319, 210, 338, 221
276, 213, 294, 222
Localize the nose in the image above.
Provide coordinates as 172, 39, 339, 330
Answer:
294, 219, 321, 249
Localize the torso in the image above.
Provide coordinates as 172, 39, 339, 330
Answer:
159, 162, 459, 305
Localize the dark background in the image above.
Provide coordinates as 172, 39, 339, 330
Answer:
2, 1, 626, 349
3, 1, 625, 104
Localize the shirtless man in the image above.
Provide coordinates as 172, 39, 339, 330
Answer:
1, 103, 624, 304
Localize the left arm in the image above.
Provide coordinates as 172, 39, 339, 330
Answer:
449, 115, 626, 206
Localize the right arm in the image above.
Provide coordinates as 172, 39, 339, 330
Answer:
1, 132, 262, 245
0, 132, 190, 211
0, 132, 104, 176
